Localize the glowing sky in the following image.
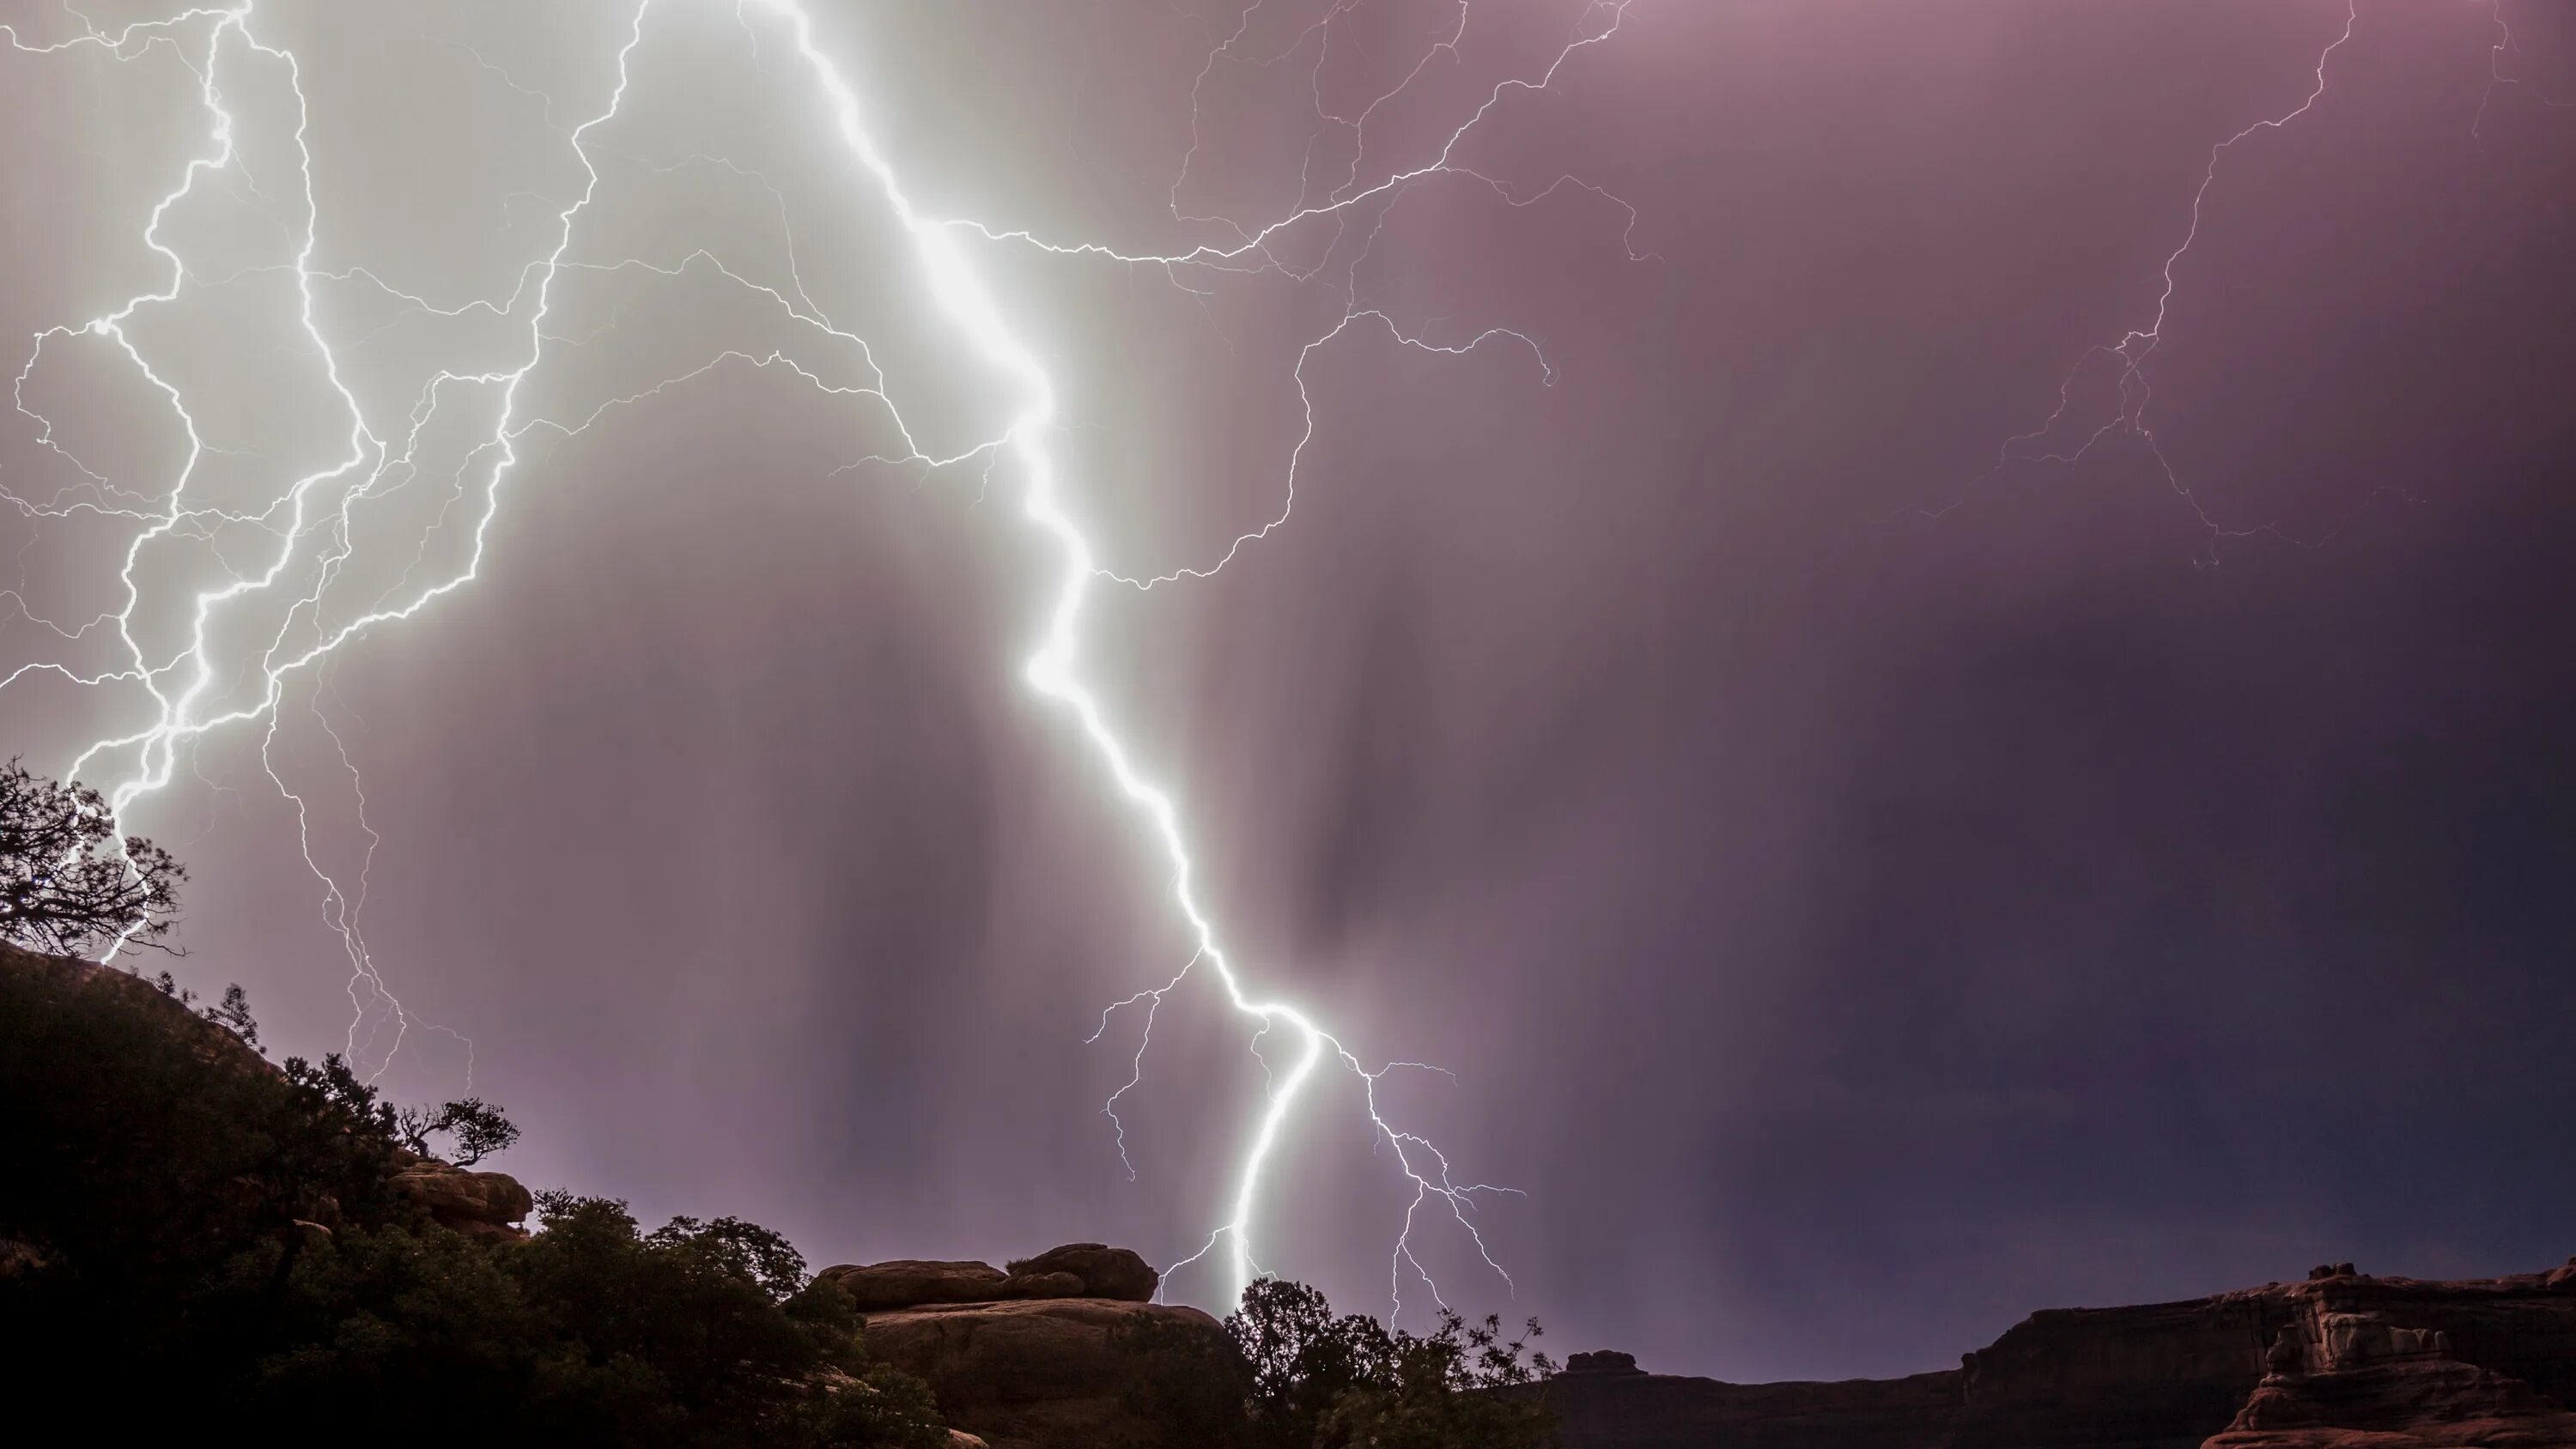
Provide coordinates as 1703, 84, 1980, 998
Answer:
4, 0, 2573, 1380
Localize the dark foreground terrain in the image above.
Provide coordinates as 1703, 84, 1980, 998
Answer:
0, 942, 1548, 1449
7, 940, 2570, 1448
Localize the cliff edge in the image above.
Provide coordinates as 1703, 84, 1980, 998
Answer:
1546, 1261, 2576, 1449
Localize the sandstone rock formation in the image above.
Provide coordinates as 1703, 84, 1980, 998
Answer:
1565, 1349, 1646, 1378
390, 1159, 534, 1243
818, 1243, 1160, 1312
823, 1258, 1016, 1311
2204, 1263, 2576, 1449
812, 1243, 1197, 1447
1544, 1261, 2576, 1449
862, 1297, 1221, 1449
1006, 1242, 1160, 1302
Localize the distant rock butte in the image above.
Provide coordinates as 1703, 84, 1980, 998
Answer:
1545, 1260, 2576, 1449
27, 948, 2568, 1447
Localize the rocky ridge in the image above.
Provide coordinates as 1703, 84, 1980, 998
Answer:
1546, 1260, 2576, 1449
24, 949, 2570, 1447
0, 945, 536, 1247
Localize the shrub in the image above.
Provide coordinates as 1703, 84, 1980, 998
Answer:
1119, 1275, 1558, 1449
0, 947, 947, 1447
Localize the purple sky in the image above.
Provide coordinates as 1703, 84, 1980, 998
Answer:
3, 0, 2573, 1381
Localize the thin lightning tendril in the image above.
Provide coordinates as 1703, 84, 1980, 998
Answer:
2477, 0, 2576, 139
3, 0, 1641, 1316
1967, 1, 2362, 560
1899, 2, 2566, 555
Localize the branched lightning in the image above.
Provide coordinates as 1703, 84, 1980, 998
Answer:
2477, 0, 2576, 138
3, 0, 1643, 1315
1899, 2, 2568, 554
1959, 1, 2363, 559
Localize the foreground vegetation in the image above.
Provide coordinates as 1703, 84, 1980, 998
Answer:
1121, 1276, 1558, 1449
0, 761, 1553, 1446
0, 953, 954, 1445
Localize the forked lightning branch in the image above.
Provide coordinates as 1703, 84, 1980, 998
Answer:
1, 1, 1640, 1317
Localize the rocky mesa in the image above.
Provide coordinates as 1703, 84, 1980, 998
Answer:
1544, 1260, 2576, 1449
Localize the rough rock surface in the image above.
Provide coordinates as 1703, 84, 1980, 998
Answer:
1545, 1262, 2576, 1449
0, 1236, 47, 1279
860, 1296, 1223, 1449
822, 1259, 1014, 1312
1005, 1243, 1160, 1303
817, 1247, 1157, 1312
2204, 1265, 2576, 1448
390, 1160, 533, 1242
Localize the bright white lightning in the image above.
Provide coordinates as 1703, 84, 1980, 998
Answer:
3, 0, 1641, 1316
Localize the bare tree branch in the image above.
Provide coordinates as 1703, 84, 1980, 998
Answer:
0, 759, 184, 958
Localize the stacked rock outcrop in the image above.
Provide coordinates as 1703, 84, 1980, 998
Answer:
817, 1243, 1209, 1449
389, 1159, 534, 1243
817, 1242, 1158, 1311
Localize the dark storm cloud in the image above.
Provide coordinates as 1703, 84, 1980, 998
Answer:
4, 0, 2572, 1385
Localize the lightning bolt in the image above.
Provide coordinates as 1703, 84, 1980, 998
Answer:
3, 0, 1641, 1317
1898, 2, 2573, 557
2477, 0, 2576, 138
1977, 1, 2363, 558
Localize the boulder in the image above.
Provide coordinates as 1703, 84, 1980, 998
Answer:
860, 1296, 1224, 1449
1564, 1349, 1646, 1377
817, 1246, 1161, 1310
995, 1270, 1085, 1300
818, 1258, 1012, 1312
1005, 1242, 1160, 1303
392, 1160, 533, 1236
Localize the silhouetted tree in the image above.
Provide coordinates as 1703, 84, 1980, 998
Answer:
1, 956, 951, 1447
646, 1213, 810, 1302
395, 1097, 521, 1165
200, 981, 260, 1049
0, 759, 182, 957
1118, 1276, 1558, 1448
1313, 1301, 1555, 1449
147, 972, 266, 1052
